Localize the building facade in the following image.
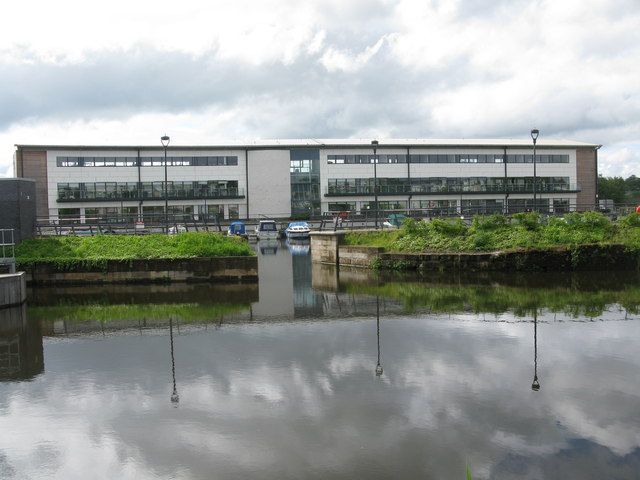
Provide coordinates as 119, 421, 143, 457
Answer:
13, 139, 599, 222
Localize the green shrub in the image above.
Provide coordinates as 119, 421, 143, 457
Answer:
619, 213, 640, 228
402, 217, 419, 235
563, 211, 611, 230
472, 232, 493, 250
471, 214, 508, 232
511, 212, 541, 230
430, 218, 468, 236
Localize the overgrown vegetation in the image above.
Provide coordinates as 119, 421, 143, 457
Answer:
16, 232, 254, 268
343, 212, 640, 253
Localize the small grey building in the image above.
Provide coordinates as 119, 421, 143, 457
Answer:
0, 178, 36, 243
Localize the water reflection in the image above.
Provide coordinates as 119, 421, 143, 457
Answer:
286, 239, 310, 256
169, 318, 179, 405
532, 311, 540, 392
0, 304, 43, 381
375, 296, 383, 377
0, 241, 639, 479
258, 239, 279, 255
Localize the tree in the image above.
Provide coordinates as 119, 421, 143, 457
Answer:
598, 176, 627, 204
624, 176, 640, 203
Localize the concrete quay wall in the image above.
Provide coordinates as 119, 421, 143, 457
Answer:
0, 272, 27, 308
310, 231, 639, 272
23, 257, 258, 285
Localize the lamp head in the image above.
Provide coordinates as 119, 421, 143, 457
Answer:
531, 376, 540, 391
371, 140, 379, 146
375, 363, 383, 376
171, 389, 180, 404
530, 129, 539, 142
161, 135, 170, 147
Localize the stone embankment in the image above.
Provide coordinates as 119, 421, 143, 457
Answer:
310, 231, 639, 272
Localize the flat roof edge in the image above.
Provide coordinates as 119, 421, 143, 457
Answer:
15, 139, 602, 150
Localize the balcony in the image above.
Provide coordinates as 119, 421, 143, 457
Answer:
58, 187, 245, 202
325, 184, 581, 196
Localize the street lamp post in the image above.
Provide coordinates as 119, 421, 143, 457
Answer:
531, 129, 539, 212
372, 140, 379, 228
161, 135, 170, 232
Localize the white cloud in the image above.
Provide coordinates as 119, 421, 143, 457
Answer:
320, 36, 387, 73
599, 146, 640, 177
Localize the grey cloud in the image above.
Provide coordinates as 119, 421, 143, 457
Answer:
0, 23, 639, 153
0, 33, 515, 138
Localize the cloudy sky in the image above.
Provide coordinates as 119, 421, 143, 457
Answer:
1, 0, 638, 177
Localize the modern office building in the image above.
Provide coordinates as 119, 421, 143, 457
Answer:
14, 139, 599, 222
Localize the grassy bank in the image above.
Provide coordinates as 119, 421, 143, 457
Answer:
344, 212, 640, 253
16, 232, 254, 268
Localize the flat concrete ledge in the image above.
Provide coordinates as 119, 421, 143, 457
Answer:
310, 229, 379, 265
309, 231, 351, 237
22, 256, 258, 285
0, 272, 27, 308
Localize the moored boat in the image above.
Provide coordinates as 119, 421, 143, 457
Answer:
227, 221, 247, 237
255, 220, 279, 240
285, 221, 311, 239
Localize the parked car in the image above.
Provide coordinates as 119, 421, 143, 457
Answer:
383, 213, 406, 228
168, 224, 187, 234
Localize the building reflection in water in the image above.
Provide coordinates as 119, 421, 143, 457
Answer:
0, 304, 44, 381
292, 250, 325, 318
169, 318, 179, 405
531, 310, 540, 391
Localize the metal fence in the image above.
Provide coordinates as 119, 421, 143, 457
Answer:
0, 229, 16, 273
31, 203, 638, 237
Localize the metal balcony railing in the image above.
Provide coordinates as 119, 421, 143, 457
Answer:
325, 183, 581, 196
58, 188, 245, 202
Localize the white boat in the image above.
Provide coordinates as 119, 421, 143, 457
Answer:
255, 220, 279, 240
285, 221, 311, 239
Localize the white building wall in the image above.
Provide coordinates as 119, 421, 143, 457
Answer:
40, 143, 584, 220
247, 149, 291, 218
46, 148, 248, 219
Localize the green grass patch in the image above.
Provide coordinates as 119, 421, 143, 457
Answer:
16, 232, 254, 269
342, 212, 640, 253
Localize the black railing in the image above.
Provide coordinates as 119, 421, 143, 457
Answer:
58, 188, 245, 202
326, 183, 581, 196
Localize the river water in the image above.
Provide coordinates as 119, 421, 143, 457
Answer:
1, 241, 640, 479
